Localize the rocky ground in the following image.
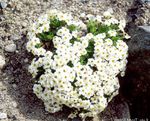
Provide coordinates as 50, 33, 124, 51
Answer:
0, 0, 150, 121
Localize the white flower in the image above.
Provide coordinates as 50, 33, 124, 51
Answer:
95, 15, 102, 22
80, 13, 86, 18
85, 33, 94, 40
86, 14, 95, 20
103, 8, 113, 17
108, 30, 117, 37
27, 9, 128, 119
57, 27, 70, 37
42, 23, 50, 32
72, 30, 78, 38
125, 33, 131, 39
95, 33, 106, 39
105, 38, 113, 46
119, 19, 126, 31
109, 18, 119, 24
103, 20, 112, 26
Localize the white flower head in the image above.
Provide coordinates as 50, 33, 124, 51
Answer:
103, 8, 113, 18
27, 9, 128, 119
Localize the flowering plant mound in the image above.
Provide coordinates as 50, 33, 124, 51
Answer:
27, 9, 129, 119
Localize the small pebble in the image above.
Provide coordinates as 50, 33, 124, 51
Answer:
24, 58, 28, 63
0, 1, 7, 9
80, 0, 88, 3
5, 43, 16, 52
12, 102, 17, 108
10, 34, 21, 40
12, 84, 17, 89
22, 22, 27, 27
80, 13, 86, 18
0, 55, 5, 69
0, 112, 7, 119
0, 82, 6, 91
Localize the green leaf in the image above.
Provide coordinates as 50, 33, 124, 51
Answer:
70, 37, 79, 44
68, 24, 77, 32
109, 24, 119, 30
79, 39, 95, 65
111, 36, 124, 46
98, 24, 109, 33
46, 32, 54, 40
50, 17, 66, 28
37, 17, 67, 42
79, 95, 88, 100
80, 55, 88, 65
87, 20, 98, 35
87, 20, 118, 35
67, 61, 74, 67
35, 66, 45, 80
37, 32, 55, 41
111, 35, 123, 41
35, 43, 42, 48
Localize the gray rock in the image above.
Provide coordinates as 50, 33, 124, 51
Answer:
12, 102, 17, 108
97, 96, 130, 120
127, 28, 150, 52
0, 55, 5, 69
80, 0, 88, 3
10, 34, 21, 41
0, 1, 7, 9
12, 84, 17, 89
22, 22, 27, 27
5, 43, 16, 52
24, 58, 29, 63
0, 39, 5, 49
120, 27, 150, 118
0, 112, 7, 119
138, 26, 150, 33
139, 0, 150, 3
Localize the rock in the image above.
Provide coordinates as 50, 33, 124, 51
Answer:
0, 39, 5, 49
5, 43, 16, 52
97, 95, 130, 120
24, 58, 28, 63
10, 34, 21, 41
139, 0, 150, 3
0, 55, 5, 69
0, 1, 7, 9
127, 28, 150, 52
12, 102, 17, 108
138, 26, 150, 33
80, 0, 88, 3
12, 84, 17, 89
22, 22, 27, 27
0, 82, 7, 91
0, 112, 7, 119
120, 27, 150, 118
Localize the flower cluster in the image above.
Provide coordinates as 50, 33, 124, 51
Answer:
27, 9, 129, 119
